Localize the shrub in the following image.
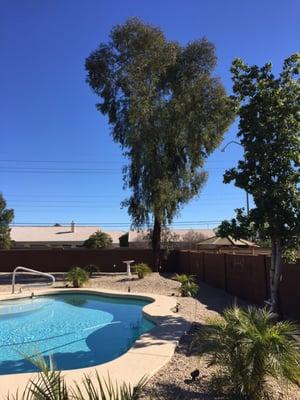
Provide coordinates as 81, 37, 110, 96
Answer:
175, 274, 198, 297
119, 232, 129, 247
66, 267, 89, 288
134, 263, 152, 279
8, 356, 146, 399
83, 230, 113, 249
83, 264, 100, 277
193, 305, 300, 400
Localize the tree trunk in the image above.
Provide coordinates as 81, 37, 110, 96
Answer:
269, 236, 283, 314
152, 216, 161, 272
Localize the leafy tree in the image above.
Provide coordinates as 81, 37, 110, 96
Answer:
141, 228, 180, 258
181, 229, 206, 248
85, 18, 235, 270
0, 193, 14, 249
83, 230, 113, 249
218, 54, 300, 313
193, 306, 300, 400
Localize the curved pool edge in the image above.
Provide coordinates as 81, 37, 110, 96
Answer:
0, 288, 190, 396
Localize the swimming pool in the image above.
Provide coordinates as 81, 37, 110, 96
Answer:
0, 292, 155, 375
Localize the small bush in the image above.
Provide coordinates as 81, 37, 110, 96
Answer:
83, 230, 113, 249
83, 264, 100, 277
134, 263, 152, 279
66, 267, 89, 288
176, 274, 198, 297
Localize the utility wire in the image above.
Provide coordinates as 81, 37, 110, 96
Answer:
11, 220, 221, 226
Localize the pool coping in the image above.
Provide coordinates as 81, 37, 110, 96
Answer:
0, 287, 190, 396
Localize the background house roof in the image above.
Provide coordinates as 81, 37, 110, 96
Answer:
197, 236, 259, 247
10, 226, 126, 244
128, 229, 215, 242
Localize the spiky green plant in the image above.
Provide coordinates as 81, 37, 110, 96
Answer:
193, 305, 300, 400
74, 373, 146, 400
7, 358, 146, 400
66, 267, 89, 288
134, 264, 152, 279
175, 274, 198, 297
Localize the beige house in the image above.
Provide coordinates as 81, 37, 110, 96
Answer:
10, 224, 126, 249
128, 229, 215, 249
197, 235, 259, 253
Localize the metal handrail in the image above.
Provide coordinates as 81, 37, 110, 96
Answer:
12, 266, 55, 294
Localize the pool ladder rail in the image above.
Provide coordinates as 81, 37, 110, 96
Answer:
11, 266, 55, 294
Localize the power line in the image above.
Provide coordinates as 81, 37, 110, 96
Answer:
0, 159, 237, 165
0, 167, 227, 175
11, 220, 221, 226
3, 192, 237, 198
0, 159, 123, 164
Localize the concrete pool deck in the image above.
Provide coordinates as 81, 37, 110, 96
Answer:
0, 287, 190, 397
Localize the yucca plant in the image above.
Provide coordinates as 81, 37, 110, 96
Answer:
134, 264, 152, 279
66, 267, 89, 288
193, 305, 300, 400
175, 274, 198, 297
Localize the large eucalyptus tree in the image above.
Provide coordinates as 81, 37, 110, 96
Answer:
86, 18, 234, 270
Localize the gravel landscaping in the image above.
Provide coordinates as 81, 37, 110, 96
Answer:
0, 272, 299, 399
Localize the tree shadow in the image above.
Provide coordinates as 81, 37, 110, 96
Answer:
194, 281, 249, 315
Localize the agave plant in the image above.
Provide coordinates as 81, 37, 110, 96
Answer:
193, 305, 300, 400
66, 267, 89, 288
175, 274, 198, 297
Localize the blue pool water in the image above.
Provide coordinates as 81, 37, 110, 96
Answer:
0, 293, 154, 375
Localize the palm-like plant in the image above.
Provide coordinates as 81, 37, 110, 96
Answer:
193, 306, 300, 400
175, 274, 198, 297
134, 264, 152, 279
66, 267, 89, 288
74, 373, 146, 400
8, 360, 146, 400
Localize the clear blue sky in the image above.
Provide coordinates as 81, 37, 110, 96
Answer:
1, 0, 299, 229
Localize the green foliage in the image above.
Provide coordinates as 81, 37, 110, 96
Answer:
134, 263, 152, 279
119, 233, 129, 247
74, 373, 146, 400
175, 274, 198, 297
83, 264, 100, 277
0, 193, 14, 249
220, 54, 300, 256
66, 267, 89, 288
193, 306, 300, 400
83, 230, 113, 249
7, 358, 146, 400
143, 228, 180, 256
219, 54, 300, 312
85, 18, 235, 269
